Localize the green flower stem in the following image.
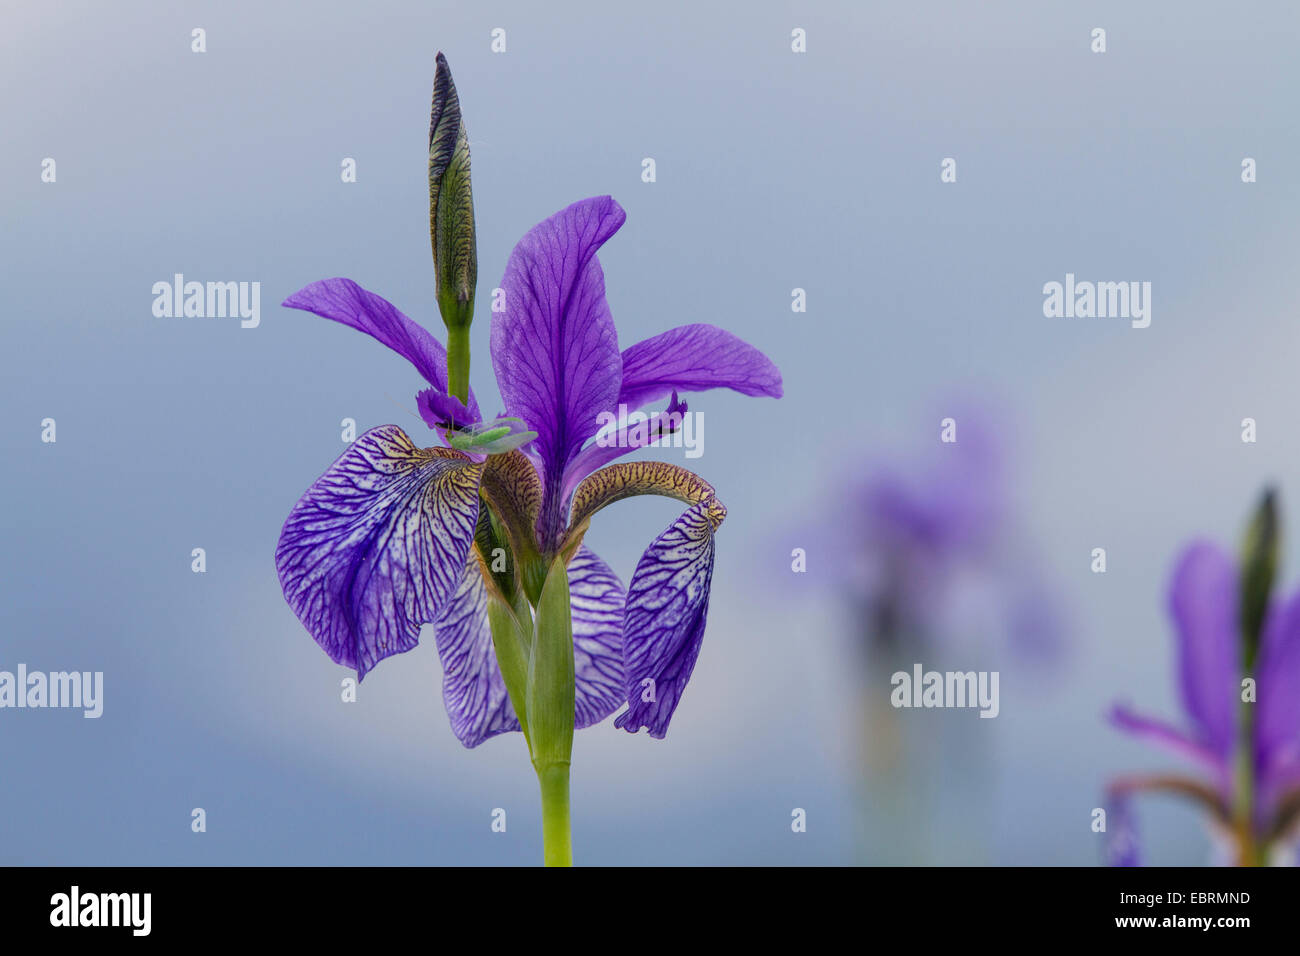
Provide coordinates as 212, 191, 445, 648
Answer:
1233, 699, 1264, 865
445, 323, 471, 406
535, 761, 572, 867
486, 595, 532, 749
526, 555, 576, 866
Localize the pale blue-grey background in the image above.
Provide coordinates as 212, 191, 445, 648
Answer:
2, 0, 1299, 864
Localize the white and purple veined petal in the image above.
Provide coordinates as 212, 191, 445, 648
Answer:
430, 544, 625, 745
433, 555, 520, 747
276, 424, 484, 680
568, 546, 627, 728
615, 499, 724, 738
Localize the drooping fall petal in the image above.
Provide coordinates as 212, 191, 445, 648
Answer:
430, 542, 626, 741
433, 554, 520, 747
566, 459, 720, 540
276, 425, 483, 679
614, 498, 724, 738
567, 461, 727, 738
568, 547, 626, 728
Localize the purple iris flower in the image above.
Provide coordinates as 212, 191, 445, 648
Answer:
275, 196, 782, 746
822, 409, 1062, 662
1108, 536, 1300, 865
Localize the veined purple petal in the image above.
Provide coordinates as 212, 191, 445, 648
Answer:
433, 555, 519, 747
614, 498, 725, 738
491, 197, 626, 541
617, 324, 783, 412
1256, 588, 1300, 788
1168, 542, 1241, 758
559, 394, 690, 504
418, 388, 474, 430
283, 277, 482, 423
276, 425, 483, 679
430, 546, 626, 744
569, 547, 627, 728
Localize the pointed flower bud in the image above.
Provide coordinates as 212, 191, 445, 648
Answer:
429, 52, 477, 332
1239, 487, 1279, 670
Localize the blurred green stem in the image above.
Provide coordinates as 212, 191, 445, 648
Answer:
1233, 699, 1265, 865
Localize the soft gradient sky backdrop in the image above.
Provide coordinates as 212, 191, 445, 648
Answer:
3, 0, 1299, 864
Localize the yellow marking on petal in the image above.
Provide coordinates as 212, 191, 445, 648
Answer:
477, 449, 545, 565
566, 461, 725, 543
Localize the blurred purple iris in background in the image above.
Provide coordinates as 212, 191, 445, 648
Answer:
827, 409, 1062, 662
802, 405, 1064, 864
1108, 491, 1300, 865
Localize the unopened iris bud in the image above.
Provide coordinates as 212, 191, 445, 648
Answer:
430, 53, 477, 330
1239, 487, 1279, 670
429, 52, 477, 404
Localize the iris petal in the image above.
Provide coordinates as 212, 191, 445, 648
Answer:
559, 395, 690, 505
430, 544, 626, 742
568, 547, 627, 728
433, 553, 520, 747
617, 323, 783, 412
1255, 589, 1300, 787
614, 500, 723, 737
283, 278, 482, 423
491, 196, 626, 543
563, 462, 725, 738
1109, 703, 1227, 781
275, 425, 483, 679
1103, 791, 1141, 867
566, 460, 720, 540
1168, 542, 1241, 758
477, 449, 545, 568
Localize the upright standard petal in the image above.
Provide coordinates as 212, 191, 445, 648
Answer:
617, 324, 783, 412
433, 554, 519, 747
1256, 589, 1300, 785
1168, 542, 1241, 758
283, 277, 482, 422
276, 425, 484, 679
491, 197, 626, 539
568, 547, 627, 728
